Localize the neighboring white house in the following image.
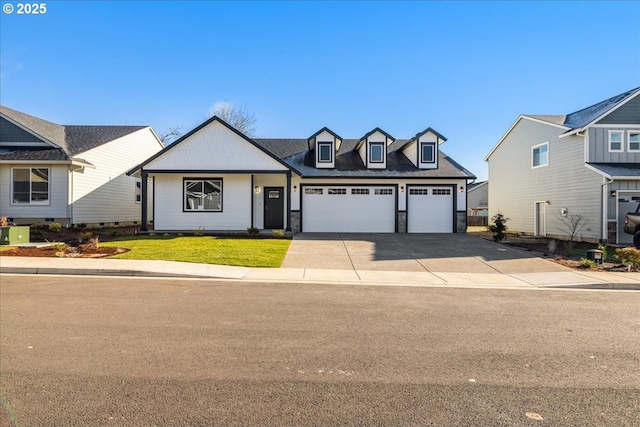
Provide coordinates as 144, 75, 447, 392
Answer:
130, 117, 476, 233
485, 87, 640, 244
0, 106, 163, 226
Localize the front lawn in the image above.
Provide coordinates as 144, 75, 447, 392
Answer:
101, 235, 290, 267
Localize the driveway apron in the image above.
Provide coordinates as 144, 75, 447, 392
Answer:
281, 233, 570, 274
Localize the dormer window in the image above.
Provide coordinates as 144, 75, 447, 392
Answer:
318, 142, 333, 163
369, 143, 385, 163
420, 143, 436, 164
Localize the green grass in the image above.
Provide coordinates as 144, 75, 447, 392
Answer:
0, 245, 14, 252
101, 235, 291, 267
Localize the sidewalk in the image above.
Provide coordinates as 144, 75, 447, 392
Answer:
1, 256, 639, 290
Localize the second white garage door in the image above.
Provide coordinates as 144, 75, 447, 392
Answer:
302, 186, 396, 232
407, 186, 454, 233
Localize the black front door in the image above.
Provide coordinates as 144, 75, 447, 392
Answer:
264, 187, 284, 229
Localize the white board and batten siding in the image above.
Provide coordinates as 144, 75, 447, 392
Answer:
0, 164, 69, 220
488, 117, 603, 241
144, 121, 288, 172
71, 127, 162, 224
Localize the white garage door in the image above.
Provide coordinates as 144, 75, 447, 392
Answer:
302, 186, 395, 232
407, 186, 454, 233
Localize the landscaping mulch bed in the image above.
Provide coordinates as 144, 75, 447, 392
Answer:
1, 245, 128, 258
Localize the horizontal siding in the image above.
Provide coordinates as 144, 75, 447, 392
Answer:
153, 174, 251, 231
596, 95, 640, 124
588, 127, 640, 163
145, 121, 288, 171
71, 128, 161, 224
0, 164, 69, 220
488, 118, 603, 241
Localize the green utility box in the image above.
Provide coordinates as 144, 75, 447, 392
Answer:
0, 226, 30, 245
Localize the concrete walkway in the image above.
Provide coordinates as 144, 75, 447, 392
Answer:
1, 256, 639, 290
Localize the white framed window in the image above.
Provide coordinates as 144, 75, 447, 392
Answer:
369, 143, 384, 163
317, 142, 333, 163
609, 130, 624, 152
135, 180, 142, 203
532, 142, 549, 168
420, 143, 436, 164
627, 131, 640, 152
184, 178, 222, 211
11, 167, 49, 205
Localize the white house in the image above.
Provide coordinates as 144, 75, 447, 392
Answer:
130, 116, 476, 234
0, 106, 164, 226
485, 87, 640, 244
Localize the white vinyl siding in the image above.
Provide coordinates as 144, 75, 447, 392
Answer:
488, 117, 602, 242
0, 163, 69, 220
153, 174, 251, 231
71, 127, 162, 224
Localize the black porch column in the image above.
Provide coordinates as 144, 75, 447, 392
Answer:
286, 171, 292, 231
141, 171, 148, 232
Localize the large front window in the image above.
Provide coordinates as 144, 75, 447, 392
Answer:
532, 142, 549, 168
12, 167, 49, 204
184, 179, 222, 211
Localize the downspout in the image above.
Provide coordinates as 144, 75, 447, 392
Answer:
601, 176, 614, 242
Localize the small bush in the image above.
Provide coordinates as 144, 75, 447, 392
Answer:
272, 229, 285, 238
487, 213, 509, 242
615, 247, 640, 271
597, 243, 608, 261
578, 258, 596, 269
50, 242, 67, 251
194, 227, 205, 236
247, 227, 260, 238
48, 222, 62, 233
79, 231, 93, 243
74, 223, 87, 230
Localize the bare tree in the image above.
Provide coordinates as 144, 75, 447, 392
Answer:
208, 102, 257, 137
557, 213, 586, 255
158, 126, 182, 145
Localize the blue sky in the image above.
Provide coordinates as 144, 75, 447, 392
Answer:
1, 1, 639, 180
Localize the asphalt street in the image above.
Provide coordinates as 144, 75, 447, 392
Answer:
1, 274, 639, 426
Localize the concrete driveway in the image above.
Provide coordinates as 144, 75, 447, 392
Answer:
282, 233, 570, 274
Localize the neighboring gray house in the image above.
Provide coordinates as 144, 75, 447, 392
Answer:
0, 106, 163, 226
130, 116, 476, 234
485, 87, 640, 244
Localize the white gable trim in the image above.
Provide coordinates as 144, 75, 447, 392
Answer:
484, 115, 569, 161
563, 89, 640, 137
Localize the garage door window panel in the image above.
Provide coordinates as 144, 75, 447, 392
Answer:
328, 188, 346, 195
184, 179, 222, 211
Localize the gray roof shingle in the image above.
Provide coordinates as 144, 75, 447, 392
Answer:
0, 106, 147, 162
587, 163, 640, 178
255, 138, 476, 179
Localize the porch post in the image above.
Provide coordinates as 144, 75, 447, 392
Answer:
250, 174, 254, 229
141, 171, 148, 232
286, 171, 292, 231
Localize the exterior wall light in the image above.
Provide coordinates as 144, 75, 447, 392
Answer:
459, 186, 465, 193
254, 185, 261, 194
400, 186, 405, 192
293, 185, 298, 192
